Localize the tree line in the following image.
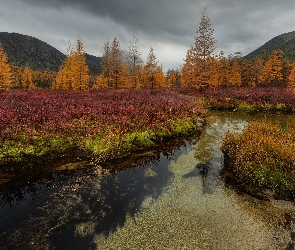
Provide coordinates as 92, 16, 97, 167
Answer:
1, 10, 295, 93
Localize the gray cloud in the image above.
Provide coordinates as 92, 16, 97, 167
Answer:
1, 0, 295, 70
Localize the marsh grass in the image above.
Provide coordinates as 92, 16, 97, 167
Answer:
221, 120, 295, 200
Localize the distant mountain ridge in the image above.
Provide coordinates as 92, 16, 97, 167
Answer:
244, 31, 295, 60
0, 32, 102, 75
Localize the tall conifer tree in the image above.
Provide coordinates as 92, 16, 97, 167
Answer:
0, 45, 12, 92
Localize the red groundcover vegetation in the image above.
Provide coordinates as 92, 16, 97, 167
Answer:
0, 88, 207, 166
0, 88, 206, 142
189, 86, 295, 111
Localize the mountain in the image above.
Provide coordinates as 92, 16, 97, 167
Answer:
244, 31, 295, 60
0, 32, 102, 75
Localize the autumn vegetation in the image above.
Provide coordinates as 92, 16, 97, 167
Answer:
1, 10, 295, 200
0, 89, 206, 167
222, 120, 295, 200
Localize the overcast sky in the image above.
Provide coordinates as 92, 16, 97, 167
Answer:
1, 0, 295, 71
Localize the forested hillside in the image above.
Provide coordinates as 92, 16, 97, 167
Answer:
0, 32, 101, 75
244, 31, 295, 60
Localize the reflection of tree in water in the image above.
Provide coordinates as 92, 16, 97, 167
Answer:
183, 113, 250, 196
182, 158, 222, 195
0, 141, 196, 249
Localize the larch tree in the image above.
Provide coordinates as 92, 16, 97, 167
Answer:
54, 38, 89, 91
166, 68, 178, 88
71, 37, 89, 91
154, 66, 166, 88
143, 47, 158, 88
21, 65, 35, 89
259, 49, 284, 85
288, 63, 295, 94
228, 59, 242, 86
181, 46, 202, 88
0, 44, 12, 92
100, 41, 111, 87
126, 35, 143, 88
217, 52, 230, 87
92, 74, 108, 89
109, 37, 123, 88
119, 62, 132, 88
195, 9, 216, 88
54, 46, 74, 90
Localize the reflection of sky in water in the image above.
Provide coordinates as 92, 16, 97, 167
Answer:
1, 111, 295, 249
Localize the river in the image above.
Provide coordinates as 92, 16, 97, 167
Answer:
1, 111, 295, 249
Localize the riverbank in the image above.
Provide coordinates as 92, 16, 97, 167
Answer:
0, 88, 207, 169
221, 119, 295, 201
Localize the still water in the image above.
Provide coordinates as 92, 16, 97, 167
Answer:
1, 112, 295, 249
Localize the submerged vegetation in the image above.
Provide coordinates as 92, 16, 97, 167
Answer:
0, 88, 206, 168
222, 120, 295, 200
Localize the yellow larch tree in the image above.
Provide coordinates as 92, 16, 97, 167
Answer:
100, 41, 111, 88
181, 46, 197, 88
259, 49, 284, 85
143, 47, 158, 88
206, 56, 219, 88
21, 65, 35, 89
71, 37, 89, 91
0, 44, 12, 92
228, 59, 242, 86
288, 63, 295, 94
54, 54, 73, 90
181, 46, 203, 88
92, 74, 108, 89
195, 10, 216, 89
166, 69, 177, 88
154, 66, 166, 88
109, 37, 123, 88
216, 52, 230, 87
54, 37, 89, 91
119, 62, 132, 88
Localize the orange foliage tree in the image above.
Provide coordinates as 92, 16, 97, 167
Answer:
54, 37, 89, 91
154, 66, 166, 88
288, 63, 295, 94
53, 50, 73, 90
119, 62, 132, 88
216, 52, 230, 87
143, 47, 158, 88
182, 10, 217, 89
100, 41, 111, 87
109, 37, 123, 88
0, 45, 12, 92
181, 46, 203, 88
194, 10, 216, 88
259, 49, 284, 85
21, 65, 35, 89
71, 37, 89, 91
92, 74, 108, 89
166, 68, 180, 88
228, 59, 242, 86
